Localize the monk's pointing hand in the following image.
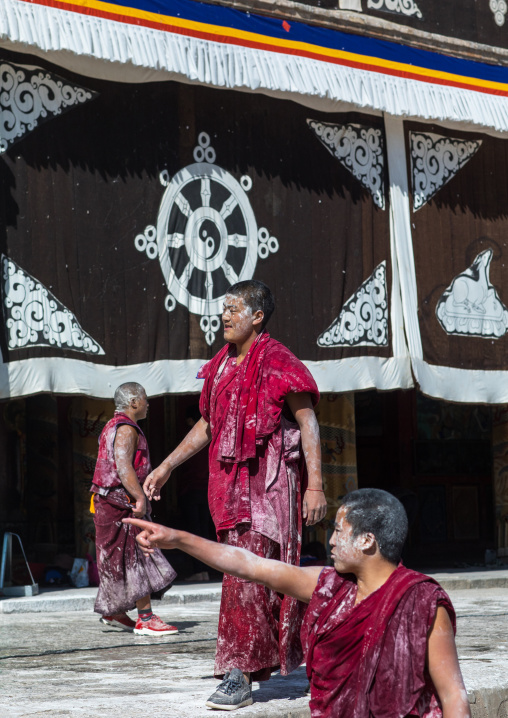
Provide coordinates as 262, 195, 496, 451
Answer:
122, 518, 179, 553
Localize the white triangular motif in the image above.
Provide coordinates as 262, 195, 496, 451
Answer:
366, 0, 422, 18
317, 262, 388, 347
1, 256, 105, 355
307, 120, 386, 209
0, 60, 97, 153
410, 132, 482, 211
436, 249, 508, 339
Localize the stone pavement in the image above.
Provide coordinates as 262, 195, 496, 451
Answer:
0, 572, 508, 717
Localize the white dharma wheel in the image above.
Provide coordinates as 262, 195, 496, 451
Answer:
156, 162, 258, 316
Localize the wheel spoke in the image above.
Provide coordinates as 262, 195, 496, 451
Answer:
175, 194, 192, 218
205, 272, 214, 301
165, 233, 185, 249
179, 261, 194, 288
222, 261, 239, 285
227, 234, 247, 248
201, 177, 211, 208
220, 193, 237, 220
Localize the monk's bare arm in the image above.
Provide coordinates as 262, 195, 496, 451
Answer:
123, 518, 322, 603
427, 606, 471, 718
114, 425, 146, 518
143, 417, 211, 500
286, 393, 327, 526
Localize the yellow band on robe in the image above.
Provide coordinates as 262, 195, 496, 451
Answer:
90, 493, 96, 514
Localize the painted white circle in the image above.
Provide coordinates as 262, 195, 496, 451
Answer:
198, 132, 211, 148
240, 175, 252, 191
205, 147, 216, 164
160, 170, 170, 187
200, 316, 210, 332
135, 234, 147, 252
193, 146, 205, 163
157, 163, 258, 316
258, 243, 269, 259
210, 316, 221, 332
258, 227, 269, 243
145, 225, 157, 242
165, 294, 176, 312
146, 242, 158, 260
268, 236, 279, 254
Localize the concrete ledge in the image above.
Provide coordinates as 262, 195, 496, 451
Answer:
0, 582, 222, 614
426, 569, 508, 591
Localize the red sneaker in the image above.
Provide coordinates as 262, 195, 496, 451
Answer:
133, 614, 178, 636
100, 613, 136, 632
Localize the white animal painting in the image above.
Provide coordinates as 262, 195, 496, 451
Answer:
436, 249, 508, 338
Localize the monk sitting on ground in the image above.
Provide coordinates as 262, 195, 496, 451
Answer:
125, 488, 471, 717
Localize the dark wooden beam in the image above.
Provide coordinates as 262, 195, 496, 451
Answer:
202, 0, 508, 67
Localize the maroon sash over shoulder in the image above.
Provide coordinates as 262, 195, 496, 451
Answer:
301, 566, 455, 718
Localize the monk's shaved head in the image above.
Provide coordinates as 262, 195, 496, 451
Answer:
341, 489, 408, 564
227, 280, 275, 329
114, 382, 146, 410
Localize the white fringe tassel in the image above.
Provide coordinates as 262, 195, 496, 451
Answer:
2, 0, 508, 132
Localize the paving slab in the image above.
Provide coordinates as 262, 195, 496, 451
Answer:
1, 577, 508, 717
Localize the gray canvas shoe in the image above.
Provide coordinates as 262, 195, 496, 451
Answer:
205, 669, 253, 711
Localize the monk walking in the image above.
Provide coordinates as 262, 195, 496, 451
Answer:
91, 382, 177, 635
125, 488, 471, 718
144, 280, 327, 709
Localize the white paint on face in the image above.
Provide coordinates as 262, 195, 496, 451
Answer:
329, 506, 362, 573
222, 294, 255, 345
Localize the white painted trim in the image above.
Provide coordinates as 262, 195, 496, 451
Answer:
385, 114, 423, 360
413, 358, 508, 404
3, 0, 508, 132
0, 355, 414, 399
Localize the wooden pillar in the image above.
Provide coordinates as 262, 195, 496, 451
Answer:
312, 392, 358, 549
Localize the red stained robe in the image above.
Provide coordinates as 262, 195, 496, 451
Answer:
198, 331, 319, 678
301, 565, 456, 718
91, 413, 176, 616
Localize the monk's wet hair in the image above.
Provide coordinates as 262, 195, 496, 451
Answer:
342, 488, 408, 564
227, 280, 275, 328
114, 382, 145, 410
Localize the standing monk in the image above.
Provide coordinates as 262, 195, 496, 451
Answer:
91, 382, 178, 636
144, 280, 327, 710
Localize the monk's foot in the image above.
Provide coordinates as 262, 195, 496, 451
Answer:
99, 613, 136, 632
205, 669, 253, 711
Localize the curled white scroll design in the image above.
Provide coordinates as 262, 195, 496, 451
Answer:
0, 61, 97, 153
410, 132, 482, 211
367, 0, 422, 18
1, 256, 104, 354
318, 262, 388, 347
307, 120, 385, 210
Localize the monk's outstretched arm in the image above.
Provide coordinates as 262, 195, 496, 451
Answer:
143, 417, 211, 500
123, 518, 322, 603
286, 393, 327, 526
427, 606, 471, 718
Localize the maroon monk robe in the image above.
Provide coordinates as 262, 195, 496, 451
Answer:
301, 565, 456, 718
91, 413, 176, 616
198, 331, 319, 680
